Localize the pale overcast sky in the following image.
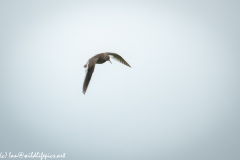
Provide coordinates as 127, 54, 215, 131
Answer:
1, 0, 240, 160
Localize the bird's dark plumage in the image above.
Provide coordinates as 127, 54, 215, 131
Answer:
82, 52, 131, 94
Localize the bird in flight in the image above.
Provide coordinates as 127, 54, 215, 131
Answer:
82, 52, 131, 94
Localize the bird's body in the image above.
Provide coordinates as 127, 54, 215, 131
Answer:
82, 52, 131, 94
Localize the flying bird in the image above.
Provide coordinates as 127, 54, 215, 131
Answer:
82, 52, 131, 94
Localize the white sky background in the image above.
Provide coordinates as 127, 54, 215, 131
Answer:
1, 0, 240, 159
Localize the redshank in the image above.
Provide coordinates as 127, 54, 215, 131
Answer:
82, 52, 131, 94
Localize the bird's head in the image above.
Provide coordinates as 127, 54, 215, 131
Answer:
106, 55, 112, 64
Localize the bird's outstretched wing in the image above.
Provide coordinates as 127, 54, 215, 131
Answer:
105, 52, 131, 67
83, 56, 99, 94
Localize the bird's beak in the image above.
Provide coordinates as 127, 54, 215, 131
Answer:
109, 60, 112, 64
